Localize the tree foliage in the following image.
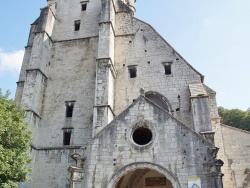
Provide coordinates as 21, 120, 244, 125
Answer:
218, 106, 250, 131
0, 90, 31, 188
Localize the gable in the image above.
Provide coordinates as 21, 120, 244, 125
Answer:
133, 18, 204, 80
114, 14, 204, 118
82, 96, 215, 187
89, 96, 213, 150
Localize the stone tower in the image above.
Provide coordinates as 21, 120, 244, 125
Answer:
16, 0, 225, 187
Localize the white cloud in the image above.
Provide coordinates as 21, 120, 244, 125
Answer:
0, 49, 24, 76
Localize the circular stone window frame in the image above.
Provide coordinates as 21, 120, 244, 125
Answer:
129, 120, 157, 150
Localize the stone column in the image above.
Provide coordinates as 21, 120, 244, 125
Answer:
68, 153, 85, 188
204, 159, 224, 188
68, 166, 84, 188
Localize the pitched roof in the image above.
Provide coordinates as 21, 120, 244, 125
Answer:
189, 83, 208, 97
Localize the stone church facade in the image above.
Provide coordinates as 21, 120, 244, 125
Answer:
15, 0, 250, 187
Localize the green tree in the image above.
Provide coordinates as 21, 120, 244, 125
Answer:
218, 106, 250, 131
0, 90, 31, 188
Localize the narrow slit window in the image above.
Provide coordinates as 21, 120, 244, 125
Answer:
128, 67, 137, 78
81, 3, 87, 11
63, 131, 71, 145
164, 64, 171, 75
66, 102, 74, 118
74, 20, 81, 31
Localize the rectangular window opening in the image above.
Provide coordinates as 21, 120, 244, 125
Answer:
81, 3, 87, 11
164, 64, 171, 75
63, 131, 71, 145
74, 21, 81, 31
66, 102, 74, 118
128, 67, 137, 78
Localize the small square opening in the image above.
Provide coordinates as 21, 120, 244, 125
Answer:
128, 67, 137, 78
74, 21, 81, 31
81, 4, 87, 11
164, 64, 171, 75
63, 131, 71, 145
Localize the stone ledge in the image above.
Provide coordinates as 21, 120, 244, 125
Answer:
30, 144, 82, 150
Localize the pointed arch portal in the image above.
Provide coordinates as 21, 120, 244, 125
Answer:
107, 163, 181, 188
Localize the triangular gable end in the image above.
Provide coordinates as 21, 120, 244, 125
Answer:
90, 94, 213, 147
134, 17, 204, 82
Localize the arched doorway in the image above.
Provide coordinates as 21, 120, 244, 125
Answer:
107, 163, 181, 188
115, 168, 173, 188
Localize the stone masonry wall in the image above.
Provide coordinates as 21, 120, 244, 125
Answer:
82, 97, 215, 187
49, 0, 101, 41
17, 1, 226, 187
214, 124, 250, 188
20, 148, 82, 188
18, 0, 102, 186
114, 14, 203, 129
39, 38, 98, 147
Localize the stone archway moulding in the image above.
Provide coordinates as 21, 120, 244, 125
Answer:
107, 162, 181, 188
145, 91, 173, 113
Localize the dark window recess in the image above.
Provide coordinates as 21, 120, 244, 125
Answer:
133, 127, 152, 145
164, 64, 171, 75
74, 21, 81, 31
66, 104, 74, 117
81, 4, 87, 11
129, 67, 137, 78
63, 131, 71, 145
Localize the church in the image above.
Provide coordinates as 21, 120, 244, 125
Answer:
15, 0, 250, 187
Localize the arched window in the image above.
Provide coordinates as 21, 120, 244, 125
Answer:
145, 92, 171, 112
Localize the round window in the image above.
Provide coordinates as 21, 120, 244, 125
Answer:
132, 127, 153, 145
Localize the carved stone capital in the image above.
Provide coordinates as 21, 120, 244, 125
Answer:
203, 159, 224, 173
70, 153, 85, 168
203, 159, 224, 188
68, 166, 84, 183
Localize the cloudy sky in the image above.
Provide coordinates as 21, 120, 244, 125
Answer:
0, 0, 249, 110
